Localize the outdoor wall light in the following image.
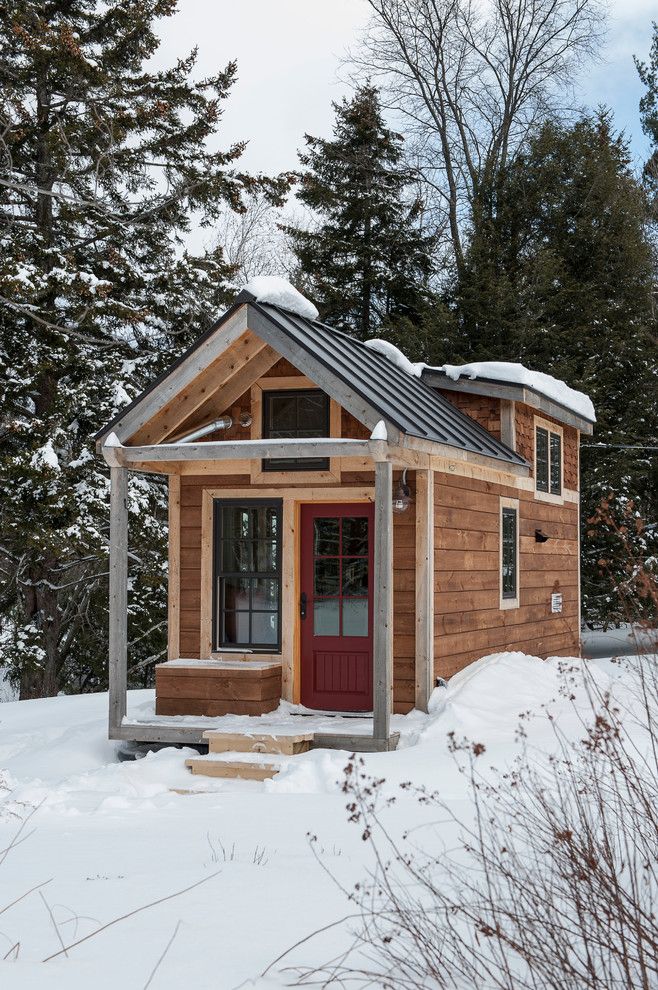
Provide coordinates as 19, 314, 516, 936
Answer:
535, 529, 551, 543
239, 411, 252, 428
392, 468, 413, 514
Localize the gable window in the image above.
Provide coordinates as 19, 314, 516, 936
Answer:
213, 499, 282, 652
262, 389, 330, 472
500, 499, 520, 609
535, 424, 562, 496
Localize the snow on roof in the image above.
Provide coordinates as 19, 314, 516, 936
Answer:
439, 362, 596, 422
364, 338, 595, 422
242, 276, 319, 321
364, 338, 424, 378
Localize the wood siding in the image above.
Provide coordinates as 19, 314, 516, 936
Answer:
434, 471, 580, 679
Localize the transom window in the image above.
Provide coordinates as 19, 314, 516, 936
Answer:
536, 425, 562, 496
213, 500, 281, 652
262, 389, 330, 472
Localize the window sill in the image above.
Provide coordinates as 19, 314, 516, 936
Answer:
534, 488, 564, 506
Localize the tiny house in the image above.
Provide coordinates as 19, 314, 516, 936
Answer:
96, 281, 595, 752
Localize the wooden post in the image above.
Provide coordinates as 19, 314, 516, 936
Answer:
167, 475, 181, 660
415, 469, 434, 711
373, 458, 393, 745
108, 466, 128, 735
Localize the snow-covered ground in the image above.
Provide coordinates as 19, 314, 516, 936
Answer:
0, 651, 650, 988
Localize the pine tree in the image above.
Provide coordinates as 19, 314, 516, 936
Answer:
459, 112, 658, 625
285, 85, 441, 346
637, 22, 658, 207
0, 1, 287, 697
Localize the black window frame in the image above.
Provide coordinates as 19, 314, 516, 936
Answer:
501, 506, 518, 601
212, 498, 283, 653
262, 388, 330, 472
535, 424, 562, 496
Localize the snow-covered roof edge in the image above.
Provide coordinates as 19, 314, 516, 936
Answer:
364, 340, 595, 424
241, 276, 319, 321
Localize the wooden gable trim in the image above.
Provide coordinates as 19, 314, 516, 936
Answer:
97, 305, 249, 447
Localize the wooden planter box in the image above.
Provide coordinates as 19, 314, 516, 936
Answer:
155, 660, 282, 717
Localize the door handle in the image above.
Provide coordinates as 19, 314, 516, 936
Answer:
300, 592, 307, 620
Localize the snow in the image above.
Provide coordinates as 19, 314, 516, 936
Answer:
29, 439, 60, 472
362, 340, 596, 422
364, 337, 424, 377
242, 275, 319, 321
0, 651, 651, 987
440, 360, 596, 421
370, 419, 388, 441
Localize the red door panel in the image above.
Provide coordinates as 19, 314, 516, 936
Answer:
300, 503, 374, 711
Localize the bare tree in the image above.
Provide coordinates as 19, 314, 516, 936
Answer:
354, 0, 605, 274
213, 191, 295, 283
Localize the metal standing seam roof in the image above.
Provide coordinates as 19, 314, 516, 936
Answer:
250, 301, 527, 467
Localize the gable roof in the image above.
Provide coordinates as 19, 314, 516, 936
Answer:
97, 297, 528, 467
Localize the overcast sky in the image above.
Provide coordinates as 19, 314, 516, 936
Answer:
154, 0, 655, 209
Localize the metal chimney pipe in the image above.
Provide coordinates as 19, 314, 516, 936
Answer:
174, 415, 233, 444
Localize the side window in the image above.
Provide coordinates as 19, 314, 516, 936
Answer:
535, 423, 562, 496
500, 500, 519, 609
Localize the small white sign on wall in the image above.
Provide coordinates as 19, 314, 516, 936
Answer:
551, 593, 563, 614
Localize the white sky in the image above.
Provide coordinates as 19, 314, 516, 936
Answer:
153, 0, 655, 223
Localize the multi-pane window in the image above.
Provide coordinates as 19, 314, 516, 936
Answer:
213, 500, 281, 651
312, 515, 369, 638
262, 389, 330, 471
501, 506, 518, 601
536, 425, 562, 495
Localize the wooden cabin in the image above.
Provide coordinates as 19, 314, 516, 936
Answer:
96, 286, 594, 752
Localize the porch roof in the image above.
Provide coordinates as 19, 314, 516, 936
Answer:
96, 295, 527, 467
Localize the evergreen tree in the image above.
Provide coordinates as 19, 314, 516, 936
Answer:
637, 22, 658, 207
459, 112, 658, 625
286, 85, 441, 347
0, 0, 287, 697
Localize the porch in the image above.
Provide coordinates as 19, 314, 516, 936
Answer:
104, 433, 433, 753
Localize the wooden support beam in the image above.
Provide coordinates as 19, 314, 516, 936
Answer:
106, 437, 373, 465
167, 476, 181, 660
373, 458, 393, 743
108, 466, 128, 735
414, 468, 434, 712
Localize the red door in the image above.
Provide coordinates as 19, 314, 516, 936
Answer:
300, 503, 374, 712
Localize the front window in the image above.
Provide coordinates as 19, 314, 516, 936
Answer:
213, 500, 281, 652
536, 425, 562, 495
262, 388, 330, 471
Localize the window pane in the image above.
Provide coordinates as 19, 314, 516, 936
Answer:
222, 576, 250, 610
314, 599, 339, 636
342, 517, 368, 556
536, 427, 549, 493
221, 540, 255, 573
255, 540, 277, 572
314, 557, 339, 596
252, 578, 278, 611
342, 599, 368, 637
314, 518, 340, 556
342, 558, 368, 596
222, 611, 250, 645
252, 612, 278, 645
221, 507, 251, 540
296, 392, 328, 432
502, 508, 517, 599
267, 394, 297, 434
550, 433, 562, 495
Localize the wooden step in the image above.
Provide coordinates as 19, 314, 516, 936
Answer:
202, 730, 314, 756
185, 757, 280, 781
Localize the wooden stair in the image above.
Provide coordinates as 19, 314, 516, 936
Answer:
184, 730, 314, 781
